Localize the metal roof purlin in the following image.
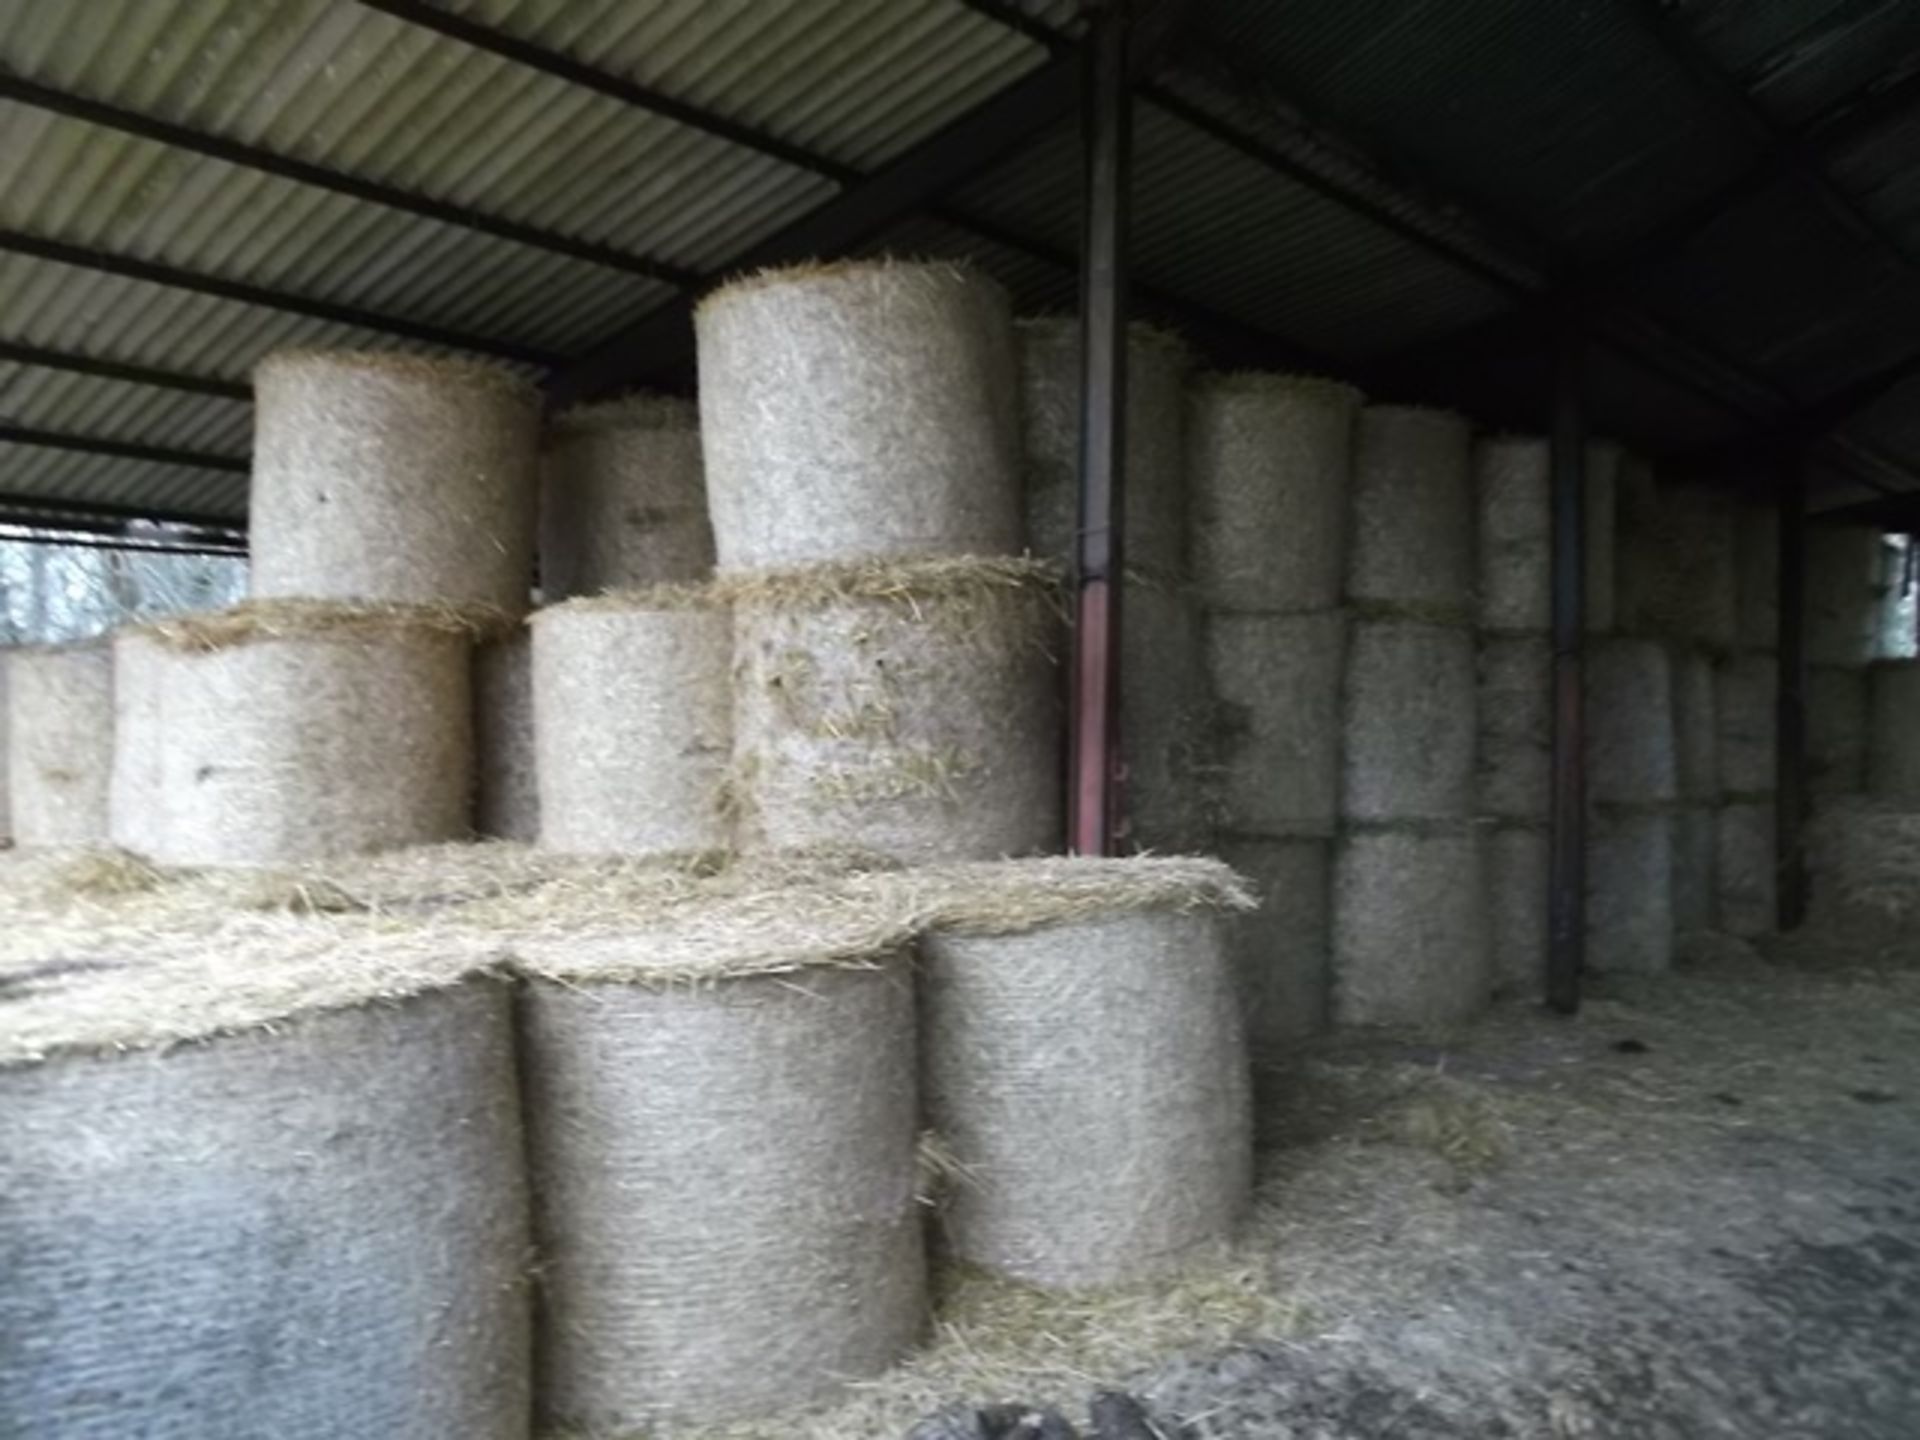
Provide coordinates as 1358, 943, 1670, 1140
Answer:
0, 424, 249, 475
0, 340, 250, 402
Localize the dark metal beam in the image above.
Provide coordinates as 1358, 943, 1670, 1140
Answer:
0, 229, 558, 367
1776, 458, 1810, 930
0, 518, 246, 557
0, 339, 250, 402
1547, 319, 1587, 1015
0, 492, 246, 540
0, 71, 699, 289
1068, 3, 1131, 858
0, 423, 247, 475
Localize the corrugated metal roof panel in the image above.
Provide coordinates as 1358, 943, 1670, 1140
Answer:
0, 362, 250, 456
1681, 0, 1920, 128
0, 439, 246, 519
1830, 100, 1920, 256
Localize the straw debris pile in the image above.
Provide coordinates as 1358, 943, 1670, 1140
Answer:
6, 640, 114, 847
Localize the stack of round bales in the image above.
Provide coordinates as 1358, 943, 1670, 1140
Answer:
695, 261, 1058, 863
510, 884, 925, 1431
906, 856, 1254, 1288
1586, 639, 1678, 970
1669, 647, 1721, 936
472, 629, 538, 842
108, 627, 167, 855
1713, 650, 1778, 937
0, 909, 529, 1438
1016, 319, 1206, 853
6, 639, 114, 848
133, 601, 477, 866
1867, 660, 1920, 802
1188, 372, 1361, 1046
1336, 405, 1488, 1027
1616, 478, 1738, 653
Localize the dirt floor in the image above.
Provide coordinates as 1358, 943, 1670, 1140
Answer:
711, 926, 1920, 1440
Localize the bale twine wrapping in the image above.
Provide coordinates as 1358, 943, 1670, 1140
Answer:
1188, 373, 1360, 612
1588, 808, 1674, 974
1808, 664, 1868, 796
1487, 824, 1547, 998
474, 631, 538, 842
1586, 639, 1677, 807
1804, 526, 1886, 667
1473, 435, 1549, 633
539, 394, 714, 600
1477, 634, 1551, 821
1218, 835, 1330, 1048
1207, 610, 1345, 837
696, 260, 1020, 571
1715, 800, 1777, 938
108, 628, 167, 855
1616, 481, 1737, 650
6, 641, 113, 847
141, 602, 474, 865
910, 857, 1253, 1289
1019, 319, 1192, 577
1674, 804, 1716, 935
1867, 660, 1920, 801
1670, 647, 1720, 804
1714, 653, 1778, 798
249, 350, 540, 611
728, 558, 1061, 864
1341, 620, 1476, 823
1585, 440, 1622, 634
1347, 405, 1474, 620
514, 897, 924, 1428
1121, 577, 1215, 853
0, 935, 529, 1438
1734, 501, 1780, 652
531, 591, 730, 856
1333, 825, 1489, 1027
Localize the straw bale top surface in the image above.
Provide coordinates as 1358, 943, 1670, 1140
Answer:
875, 855, 1255, 937
547, 392, 698, 435
695, 256, 1003, 317
130, 598, 511, 652
532, 581, 724, 620
712, 554, 1062, 611
252, 346, 537, 401
1194, 370, 1364, 408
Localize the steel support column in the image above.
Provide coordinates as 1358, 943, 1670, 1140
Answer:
1547, 321, 1588, 1013
1776, 458, 1809, 930
1067, 4, 1131, 856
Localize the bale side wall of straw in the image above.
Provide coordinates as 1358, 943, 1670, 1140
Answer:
1586, 639, 1678, 807
539, 404, 713, 600
1473, 436, 1550, 633
1122, 581, 1216, 853
1487, 823, 1547, 999
533, 607, 730, 855
1867, 660, 1920, 801
1616, 482, 1737, 651
0, 981, 530, 1438
1477, 634, 1551, 822
1217, 835, 1330, 1049
1671, 647, 1720, 803
1341, 620, 1476, 824
249, 352, 539, 611
1715, 653, 1778, 798
474, 633, 538, 843
1588, 809, 1675, 974
1332, 827, 1490, 1028
1716, 800, 1777, 939
730, 583, 1060, 864
1020, 321, 1190, 577
152, 625, 472, 865
1734, 501, 1780, 652
1208, 610, 1346, 837
6, 644, 113, 847
1674, 803, 1717, 935
1189, 376, 1358, 612
696, 263, 1020, 571
108, 630, 166, 856
1585, 441, 1621, 634
920, 911, 1251, 1290
1808, 664, 1868, 797
1347, 406, 1474, 618
522, 959, 923, 1429
1804, 527, 1886, 667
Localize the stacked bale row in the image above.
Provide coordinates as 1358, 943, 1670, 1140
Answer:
1189, 374, 1361, 1046
1335, 407, 1488, 1027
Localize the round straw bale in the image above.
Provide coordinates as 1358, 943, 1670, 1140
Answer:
1188, 373, 1360, 612
6, 640, 113, 847
1715, 800, 1776, 938
1341, 620, 1476, 823
0, 938, 528, 1438
1734, 500, 1779, 651
539, 394, 713, 600
1673, 803, 1716, 935
1616, 481, 1737, 650
108, 628, 167, 856
1332, 824, 1490, 1028
696, 260, 1020, 571
1218, 835, 1330, 1048
1348, 405, 1474, 620
1588, 808, 1674, 974
1808, 664, 1868, 796
1714, 652, 1778, 798
142, 602, 474, 865
728, 558, 1061, 864
514, 898, 923, 1429
1804, 526, 1885, 667
249, 350, 540, 611
1473, 435, 1549, 633
1206, 610, 1345, 837
1806, 795, 1920, 928
1477, 634, 1551, 821
0, 648, 10, 843
1121, 577, 1216, 853
1867, 659, 1920, 801
1019, 319, 1193, 577
1585, 439, 1622, 634
1486, 823, 1547, 998
1670, 647, 1720, 803
532, 591, 729, 856
474, 630, 538, 842
1586, 639, 1677, 807
912, 857, 1252, 1289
